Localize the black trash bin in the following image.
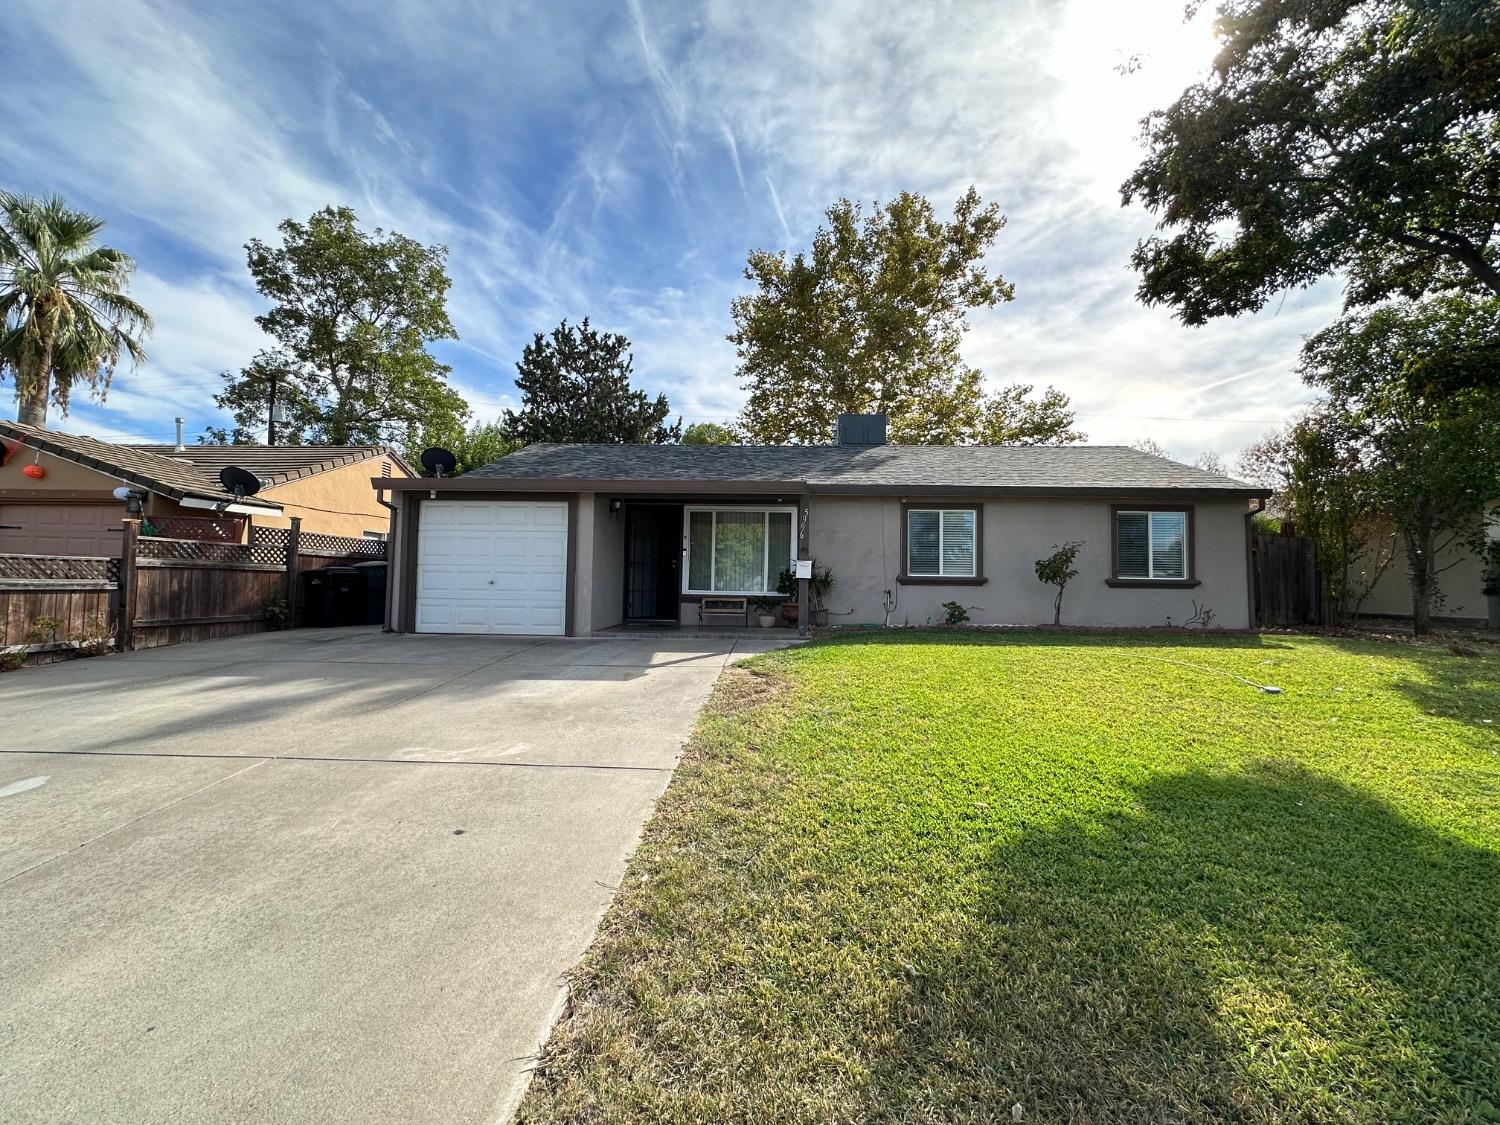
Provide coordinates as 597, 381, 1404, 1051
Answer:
351, 560, 388, 625
300, 567, 337, 627
301, 563, 388, 627
325, 566, 367, 626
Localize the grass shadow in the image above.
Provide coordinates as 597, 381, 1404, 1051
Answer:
872, 762, 1500, 1122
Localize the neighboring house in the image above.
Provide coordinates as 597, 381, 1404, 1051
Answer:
1357, 522, 1497, 625
126, 442, 412, 540
373, 414, 1271, 637
0, 420, 411, 556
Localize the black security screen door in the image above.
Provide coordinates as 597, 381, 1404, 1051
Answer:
625, 505, 682, 621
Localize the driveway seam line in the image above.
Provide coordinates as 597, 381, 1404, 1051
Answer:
0, 749, 673, 773
0, 757, 272, 887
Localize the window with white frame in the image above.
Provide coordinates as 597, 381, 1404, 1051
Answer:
1115, 510, 1188, 579
906, 508, 977, 578
684, 508, 795, 594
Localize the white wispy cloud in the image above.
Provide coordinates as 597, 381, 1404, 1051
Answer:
4, 0, 1342, 461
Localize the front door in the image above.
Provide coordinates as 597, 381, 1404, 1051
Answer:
624, 505, 682, 621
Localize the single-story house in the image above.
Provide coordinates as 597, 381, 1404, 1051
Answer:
1, 419, 411, 556
372, 414, 1271, 636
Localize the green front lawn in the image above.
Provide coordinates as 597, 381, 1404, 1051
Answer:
518, 631, 1500, 1124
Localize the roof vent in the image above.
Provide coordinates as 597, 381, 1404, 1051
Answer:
835, 413, 887, 446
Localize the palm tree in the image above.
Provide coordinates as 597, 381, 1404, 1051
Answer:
0, 191, 152, 427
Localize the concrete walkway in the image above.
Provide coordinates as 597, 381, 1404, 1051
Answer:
0, 628, 795, 1125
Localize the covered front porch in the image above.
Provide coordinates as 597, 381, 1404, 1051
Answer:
573, 492, 812, 636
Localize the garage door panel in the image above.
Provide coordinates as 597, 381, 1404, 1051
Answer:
415, 501, 569, 636
493, 532, 564, 562
417, 569, 494, 596
0, 504, 124, 557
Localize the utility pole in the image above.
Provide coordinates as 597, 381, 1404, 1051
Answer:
267, 371, 279, 445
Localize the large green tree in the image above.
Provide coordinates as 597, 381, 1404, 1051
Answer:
974, 384, 1084, 446
681, 420, 740, 445
212, 206, 467, 445
730, 189, 1018, 444
1124, 0, 1500, 331
1242, 410, 1399, 624
1299, 296, 1500, 632
0, 191, 152, 426
503, 318, 680, 444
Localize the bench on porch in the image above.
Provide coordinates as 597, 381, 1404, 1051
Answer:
698, 596, 748, 626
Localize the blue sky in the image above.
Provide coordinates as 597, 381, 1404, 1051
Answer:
2, 0, 1341, 460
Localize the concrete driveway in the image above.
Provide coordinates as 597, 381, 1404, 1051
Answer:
0, 627, 793, 1125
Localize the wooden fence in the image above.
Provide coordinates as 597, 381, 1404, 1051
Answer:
1252, 533, 1323, 627
2, 520, 387, 665
0, 554, 120, 665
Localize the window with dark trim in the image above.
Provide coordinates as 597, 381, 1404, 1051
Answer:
906, 507, 977, 578
683, 507, 795, 594
1114, 509, 1188, 580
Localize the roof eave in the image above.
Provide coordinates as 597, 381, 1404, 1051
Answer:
373, 475, 1271, 501
1, 424, 284, 510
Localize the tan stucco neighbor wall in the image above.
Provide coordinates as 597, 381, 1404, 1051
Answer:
255, 454, 409, 538
0, 444, 127, 501
808, 494, 1253, 630
1359, 526, 1493, 623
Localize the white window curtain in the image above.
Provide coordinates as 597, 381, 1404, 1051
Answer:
686, 509, 794, 593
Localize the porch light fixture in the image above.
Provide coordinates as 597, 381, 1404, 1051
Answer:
112, 486, 146, 514
609, 498, 623, 514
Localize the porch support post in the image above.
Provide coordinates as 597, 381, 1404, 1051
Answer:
797, 489, 811, 637
118, 518, 140, 653
284, 516, 302, 626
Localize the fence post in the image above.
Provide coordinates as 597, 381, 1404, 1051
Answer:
118, 518, 140, 653
285, 517, 303, 625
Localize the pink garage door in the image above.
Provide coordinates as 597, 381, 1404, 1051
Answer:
0, 504, 125, 557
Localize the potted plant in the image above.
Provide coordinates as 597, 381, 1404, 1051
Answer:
809, 562, 835, 627
777, 562, 836, 627
751, 595, 781, 628
1483, 541, 1500, 630
776, 568, 799, 624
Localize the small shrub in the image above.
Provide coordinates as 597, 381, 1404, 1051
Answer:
941, 601, 970, 625
1034, 541, 1084, 625
1, 616, 65, 672
71, 616, 114, 657
265, 596, 291, 630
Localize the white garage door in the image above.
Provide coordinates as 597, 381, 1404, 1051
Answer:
0, 504, 125, 557
415, 501, 568, 635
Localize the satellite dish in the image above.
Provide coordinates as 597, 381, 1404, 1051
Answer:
219, 465, 263, 498
420, 446, 458, 478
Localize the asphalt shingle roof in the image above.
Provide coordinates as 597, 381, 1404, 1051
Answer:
2, 422, 406, 509
1, 420, 282, 509
462, 442, 1266, 495
129, 444, 407, 487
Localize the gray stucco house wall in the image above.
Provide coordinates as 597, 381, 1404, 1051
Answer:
374, 420, 1269, 637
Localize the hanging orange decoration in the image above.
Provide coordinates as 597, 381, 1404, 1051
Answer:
22, 463, 45, 479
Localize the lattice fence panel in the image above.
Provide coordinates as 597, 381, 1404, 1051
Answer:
251, 525, 292, 549
141, 515, 245, 542
251, 525, 386, 559
301, 531, 386, 559
0, 553, 120, 583
136, 538, 286, 566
